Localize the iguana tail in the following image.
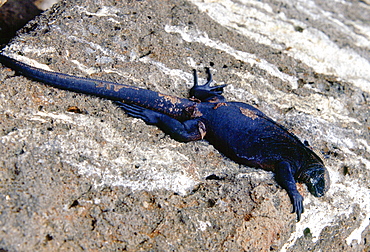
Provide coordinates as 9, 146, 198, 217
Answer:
0, 54, 196, 119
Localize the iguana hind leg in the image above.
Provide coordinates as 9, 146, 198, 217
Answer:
115, 102, 206, 142
189, 68, 226, 102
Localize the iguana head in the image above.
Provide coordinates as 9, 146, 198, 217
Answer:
302, 164, 330, 197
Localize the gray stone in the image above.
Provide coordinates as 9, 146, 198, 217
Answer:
0, 0, 369, 251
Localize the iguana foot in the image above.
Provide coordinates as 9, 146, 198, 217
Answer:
189, 68, 226, 102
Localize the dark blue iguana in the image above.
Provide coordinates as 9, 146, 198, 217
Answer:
0, 53, 330, 221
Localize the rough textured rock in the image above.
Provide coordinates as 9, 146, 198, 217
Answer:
0, 0, 42, 45
0, 0, 369, 251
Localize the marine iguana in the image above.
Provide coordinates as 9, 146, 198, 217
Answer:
0, 53, 330, 221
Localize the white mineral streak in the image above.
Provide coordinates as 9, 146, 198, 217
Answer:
2, 52, 53, 71
164, 25, 299, 89
0, 0, 7, 8
187, 0, 370, 248
190, 0, 370, 93
4, 111, 199, 197
34, 0, 60, 10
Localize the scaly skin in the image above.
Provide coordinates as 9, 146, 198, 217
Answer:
0, 54, 330, 221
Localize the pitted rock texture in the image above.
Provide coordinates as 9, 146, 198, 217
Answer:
0, 0, 369, 251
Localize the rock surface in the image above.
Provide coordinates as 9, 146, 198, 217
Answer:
0, 0, 369, 251
0, 0, 42, 45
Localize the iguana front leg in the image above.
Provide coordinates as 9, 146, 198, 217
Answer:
275, 161, 304, 221
115, 102, 206, 142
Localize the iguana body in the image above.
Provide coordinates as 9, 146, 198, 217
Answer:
0, 54, 330, 220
